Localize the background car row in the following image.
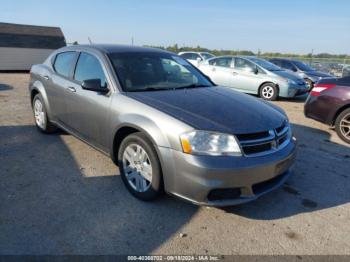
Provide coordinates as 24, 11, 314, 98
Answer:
179, 51, 350, 144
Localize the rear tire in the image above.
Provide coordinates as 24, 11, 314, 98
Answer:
335, 108, 350, 144
118, 132, 163, 201
32, 94, 57, 133
259, 83, 278, 101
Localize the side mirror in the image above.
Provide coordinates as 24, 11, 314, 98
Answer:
81, 79, 108, 93
196, 57, 203, 62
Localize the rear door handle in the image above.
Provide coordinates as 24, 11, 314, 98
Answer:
212, 67, 216, 72
43, 75, 50, 80
67, 86, 76, 93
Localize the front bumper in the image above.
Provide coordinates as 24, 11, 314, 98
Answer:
280, 82, 309, 97
159, 139, 297, 206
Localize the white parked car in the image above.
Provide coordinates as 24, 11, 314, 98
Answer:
178, 51, 215, 67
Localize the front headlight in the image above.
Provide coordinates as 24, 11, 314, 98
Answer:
180, 130, 242, 156
286, 78, 295, 84
279, 78, 294, 85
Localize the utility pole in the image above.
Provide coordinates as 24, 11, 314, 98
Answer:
131, 36, 134, 46
88, 37, 93, 44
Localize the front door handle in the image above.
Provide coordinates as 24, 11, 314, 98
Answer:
212, 67, 216, 72
232, 71, 238, 75
67, 86, 76, 93
43, 75, 50, 80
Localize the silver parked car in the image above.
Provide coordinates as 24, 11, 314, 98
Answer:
29, 45, 296, 206
199, 56, 308, 100
178, 51, 215, 67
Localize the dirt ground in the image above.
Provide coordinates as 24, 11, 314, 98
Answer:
0, 73, 349, 255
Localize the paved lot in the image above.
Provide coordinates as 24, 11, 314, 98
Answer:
0, 73, 350, 255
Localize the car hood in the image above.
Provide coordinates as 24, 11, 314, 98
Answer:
273, 70, 304, 83
306, 70, 333, 78
126, 87, 286, 134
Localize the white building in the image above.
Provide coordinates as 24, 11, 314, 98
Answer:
0, 22, 66, 71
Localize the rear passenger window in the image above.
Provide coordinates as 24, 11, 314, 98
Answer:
53, 52, 77, 78
74, 53, 107, 88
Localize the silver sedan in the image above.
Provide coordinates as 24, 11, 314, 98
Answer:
199, 56, 308, 100
28, 45, 296, 206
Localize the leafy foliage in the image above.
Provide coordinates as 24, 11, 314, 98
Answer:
145, 44, 350, 60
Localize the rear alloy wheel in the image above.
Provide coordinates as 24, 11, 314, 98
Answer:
259, 83, 278, 101
335, 108, 350, 144
118, 132, 163, 201
32, 94, 57, 133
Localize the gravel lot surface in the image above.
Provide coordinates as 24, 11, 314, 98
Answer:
1, 73, 349, 255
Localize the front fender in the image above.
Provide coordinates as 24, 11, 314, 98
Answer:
110, 113, 172, 151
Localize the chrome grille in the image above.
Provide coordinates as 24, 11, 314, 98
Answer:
237, 122, 290, 157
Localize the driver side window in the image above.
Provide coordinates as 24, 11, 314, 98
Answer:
74, 52, 108, 89
282, 61, 297, 72
234, 58, 255, 70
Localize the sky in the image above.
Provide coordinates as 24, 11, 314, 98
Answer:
1, 0, 349, 54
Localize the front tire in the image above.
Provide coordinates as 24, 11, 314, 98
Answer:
118, 132, 163, 201
335, 108, 350, 144
305, 79, 314, 91
259, 83, 278, 101
32, 94, 57, 133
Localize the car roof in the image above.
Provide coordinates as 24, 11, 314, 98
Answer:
179, 51, 201, 54
60, 44, 174, 55
270, 58, 297, 62
208, 55, 256, 59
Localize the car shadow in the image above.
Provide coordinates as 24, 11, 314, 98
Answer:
0, 125, 197, 254
250, 93, 308, 103
222, 123, 350, 219
0, 84, 13, 91
278, 94, 308, 103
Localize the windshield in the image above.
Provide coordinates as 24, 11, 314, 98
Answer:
108, 52, 213, 92
200, 52, 215, 60
249, 57, 282, 71
293, 61, 315, 72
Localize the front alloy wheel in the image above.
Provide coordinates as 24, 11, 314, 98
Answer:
123, 144, 153, 192
259, 83, 278, 101
118, 132, 163, 200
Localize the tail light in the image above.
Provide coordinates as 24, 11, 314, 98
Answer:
310, 83, 336, 96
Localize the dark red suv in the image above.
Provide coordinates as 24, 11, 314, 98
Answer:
304, 76, 350, 143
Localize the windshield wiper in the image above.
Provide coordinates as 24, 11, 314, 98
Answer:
127, 84, 211, 92
175, 84, 211, 89
128, 87, 170, 92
